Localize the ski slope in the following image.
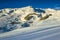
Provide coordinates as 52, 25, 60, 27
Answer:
0, 6, 60, 40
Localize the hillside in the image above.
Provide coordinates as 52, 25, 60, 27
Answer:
0, 6, 60, 34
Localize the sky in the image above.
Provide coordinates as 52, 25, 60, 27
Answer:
0, 0, 60, 9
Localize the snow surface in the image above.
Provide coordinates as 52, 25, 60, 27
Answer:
0, 6, 60, 40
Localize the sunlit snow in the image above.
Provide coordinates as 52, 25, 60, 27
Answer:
0, 6, 60, 35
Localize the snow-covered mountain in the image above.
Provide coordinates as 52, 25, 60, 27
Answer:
0, 6, 60, 34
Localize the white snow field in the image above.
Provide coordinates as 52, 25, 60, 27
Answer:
0, 6, 60, 40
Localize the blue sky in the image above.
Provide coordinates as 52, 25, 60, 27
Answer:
0, 0, 60, 9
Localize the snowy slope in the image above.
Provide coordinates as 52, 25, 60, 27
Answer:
0, 25, 60, 40
0, 6, 60, 40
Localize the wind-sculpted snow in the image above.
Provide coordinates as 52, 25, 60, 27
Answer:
0, 6, 60, 34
